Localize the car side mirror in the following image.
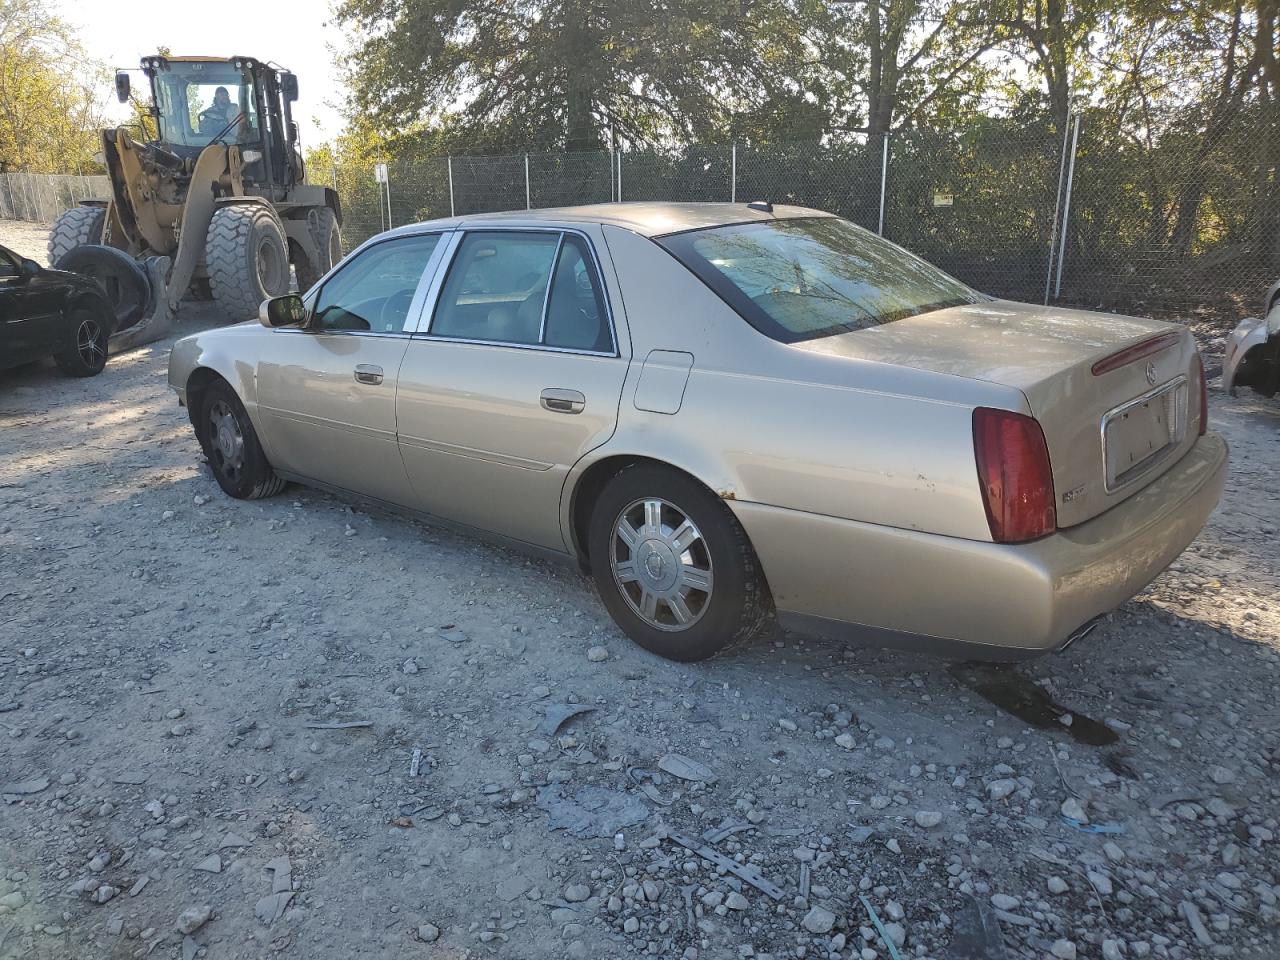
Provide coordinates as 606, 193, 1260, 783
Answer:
280, 73, 299, 102
260, 294, 308, 328
115, 71, 131, 103
20, 258, 40, 279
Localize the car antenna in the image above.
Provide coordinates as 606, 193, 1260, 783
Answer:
746, 200, 773, 213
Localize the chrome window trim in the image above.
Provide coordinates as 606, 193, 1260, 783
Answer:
410, 334, 624, 358
408, 231, 463, 334
268, 328, 412, 340
537, 232, 566, 346
420, 225, 619, 358
1099, 374, 1188, 494
296, 230, 451, 339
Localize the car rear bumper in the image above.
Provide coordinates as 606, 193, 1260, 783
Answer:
731, 432, 1228, 659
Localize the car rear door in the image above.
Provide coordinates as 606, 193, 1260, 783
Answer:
252, 231, 449, 508
395, 226, 629, 551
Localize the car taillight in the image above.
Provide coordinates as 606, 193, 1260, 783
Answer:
1193, 351, 1208, 435
973, 408, 1057, 544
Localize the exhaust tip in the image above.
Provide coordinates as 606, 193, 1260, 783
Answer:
1057, 618, 1102, 653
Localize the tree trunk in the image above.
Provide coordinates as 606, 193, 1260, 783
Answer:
867, 0, 886, 137
1044, 0, 1071, 133
563, 7, 598, 152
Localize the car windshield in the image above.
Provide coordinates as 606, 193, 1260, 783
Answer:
152, 61, 260, 147
658, 216, 986, 343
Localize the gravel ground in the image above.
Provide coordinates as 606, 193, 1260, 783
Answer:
2, 217, 1278, 960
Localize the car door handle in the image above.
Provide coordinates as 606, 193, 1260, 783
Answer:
540, 388, 585, 414
354, 364, 384, 385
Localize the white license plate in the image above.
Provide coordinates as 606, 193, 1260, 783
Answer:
1103, 379, 1187, 491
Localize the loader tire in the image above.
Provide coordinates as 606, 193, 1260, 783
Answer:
206, 204, 290, 321
48, 206, 105, 265
293, 207, 342, 293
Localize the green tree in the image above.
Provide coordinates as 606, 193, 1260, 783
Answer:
334, 0, 819, 151
822, 0, 1007, 136
0, 0, 106, 172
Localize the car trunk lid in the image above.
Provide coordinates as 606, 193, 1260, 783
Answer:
795, 299, 1200, 528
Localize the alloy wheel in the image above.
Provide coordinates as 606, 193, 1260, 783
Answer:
75, 317, 105, 368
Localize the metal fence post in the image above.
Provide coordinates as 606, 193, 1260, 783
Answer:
877, 134, 889, 236
731, 142, 737, 203
617, 150, 622, 202
1044, 111, 1073, 304
447, 156, 456, 217
1054, 115, 1082, 298
23, 174, 37, 222
385, 165, 393, 229
525, 154, 531, 209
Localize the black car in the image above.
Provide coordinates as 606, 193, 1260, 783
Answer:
0, 243, 115, 377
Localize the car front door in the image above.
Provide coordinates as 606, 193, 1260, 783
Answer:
396, 227, 630, 551
253, 231, 448, 508
0, 248, 54, 364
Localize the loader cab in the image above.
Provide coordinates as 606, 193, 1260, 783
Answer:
141, 55, 300, 197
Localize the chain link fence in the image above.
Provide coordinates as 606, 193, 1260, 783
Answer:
322, 120, 1275, 325
0, 173, 109, 225
6, 115, 1276, 326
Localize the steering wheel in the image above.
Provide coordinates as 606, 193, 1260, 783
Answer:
378, 289, 416, 331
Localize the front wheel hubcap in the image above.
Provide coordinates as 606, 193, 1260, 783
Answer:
611, 498, 714, 631
208, 399, 245, 482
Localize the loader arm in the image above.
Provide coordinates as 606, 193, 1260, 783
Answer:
110, 144, 228, 351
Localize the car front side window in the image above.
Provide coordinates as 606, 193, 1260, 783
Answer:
311, 233, 441, 334
0, 250, 19, 280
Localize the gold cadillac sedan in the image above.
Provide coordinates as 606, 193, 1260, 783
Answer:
168, 203, 1228, 662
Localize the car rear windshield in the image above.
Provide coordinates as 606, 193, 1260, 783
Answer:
657, 216, 986, 343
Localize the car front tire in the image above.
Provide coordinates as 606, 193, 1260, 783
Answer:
53, 306, 109, 377
196, 379, 286, 500
587, 464, 772, 661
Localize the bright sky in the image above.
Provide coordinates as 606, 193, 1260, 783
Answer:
59, 0, 349, 146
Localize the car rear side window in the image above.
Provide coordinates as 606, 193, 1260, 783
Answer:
431, 231, 560, 346
543, 235, 612, 352
430, 230, 614, 353
312, 233, 440, 333
657, 217, 986, 343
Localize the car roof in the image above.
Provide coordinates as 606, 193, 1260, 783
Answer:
381, 201, 832, 240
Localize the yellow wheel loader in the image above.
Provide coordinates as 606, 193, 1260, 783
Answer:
48, 55, 342, 350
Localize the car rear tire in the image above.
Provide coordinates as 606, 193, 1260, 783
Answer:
196, 379, 287, 500
587, 464, 772, 661
53, 307, 110, 377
